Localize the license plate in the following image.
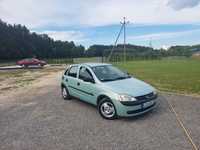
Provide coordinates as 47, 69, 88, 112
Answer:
143, 101, 154, 108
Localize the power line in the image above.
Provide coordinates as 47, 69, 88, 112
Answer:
108, 23, 124, 61
108, 17, 129, 62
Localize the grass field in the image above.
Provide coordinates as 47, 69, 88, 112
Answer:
0, 61, 15, 67
73, 57, 103, 64
115, 58, 200, 96
1, 57, 200, 96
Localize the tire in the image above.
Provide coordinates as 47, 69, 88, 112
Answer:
21, 64, 25, 68
98, 98, 117, 120
61, 86, 71, 100
38, 64, 44, 67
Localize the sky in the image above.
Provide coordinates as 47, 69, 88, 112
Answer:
0, 0, 200, 49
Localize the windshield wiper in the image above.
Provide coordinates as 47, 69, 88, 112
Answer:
101, 75, 131, 82
113, 76, 131, 81
100, 78, 116, 82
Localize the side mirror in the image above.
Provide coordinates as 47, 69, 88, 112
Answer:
123, 71, 130, 75
125, 72, 132, 77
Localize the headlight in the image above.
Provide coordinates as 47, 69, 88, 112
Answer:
118, 94, 137, 102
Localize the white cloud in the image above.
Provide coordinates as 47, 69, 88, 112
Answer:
167, 0, 200, 10
0, 0, 81, 27
38, 30, 88, 43
0, 0, 200, 28
128, 29, 200, 41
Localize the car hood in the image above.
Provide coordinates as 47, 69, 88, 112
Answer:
103, 77, 155, 97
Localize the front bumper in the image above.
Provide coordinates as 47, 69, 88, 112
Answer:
113, 93, 157, 117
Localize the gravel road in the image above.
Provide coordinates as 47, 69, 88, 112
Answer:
0, 72, 199, 150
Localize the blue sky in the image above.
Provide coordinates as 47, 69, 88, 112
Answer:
32, 23, 200, 48
0, 0, 200, 49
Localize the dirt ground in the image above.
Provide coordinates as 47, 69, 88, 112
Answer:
0, 66, 65, 95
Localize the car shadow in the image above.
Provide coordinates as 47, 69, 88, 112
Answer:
62, 94, 168, 121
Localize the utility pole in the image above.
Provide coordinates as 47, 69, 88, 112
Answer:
121, 17, 129, 63
108, 17, 129, 62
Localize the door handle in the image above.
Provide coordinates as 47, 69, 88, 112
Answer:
77, 82, 80, 86
65, 78, 68, 82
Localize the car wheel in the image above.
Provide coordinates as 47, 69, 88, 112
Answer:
38, 64, 43, 67
61, 86, 71, 100
98, 98, 117, 120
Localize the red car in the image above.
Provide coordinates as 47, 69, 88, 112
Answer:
16, 58, 47, 67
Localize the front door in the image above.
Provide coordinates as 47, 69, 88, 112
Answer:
77, 66, 96, 105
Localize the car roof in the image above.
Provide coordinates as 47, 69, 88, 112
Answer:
70, 63, 111, 68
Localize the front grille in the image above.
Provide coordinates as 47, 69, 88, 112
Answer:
135, 92, 154, 101
127, 103, 156, 114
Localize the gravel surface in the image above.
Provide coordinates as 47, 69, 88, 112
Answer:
0, 72, 199, 150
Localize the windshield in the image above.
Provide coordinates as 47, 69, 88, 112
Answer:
92, 65, 131, 82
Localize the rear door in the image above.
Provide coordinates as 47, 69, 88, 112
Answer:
66, 66, 79, 98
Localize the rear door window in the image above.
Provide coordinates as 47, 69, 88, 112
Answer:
68, 66, 78, 78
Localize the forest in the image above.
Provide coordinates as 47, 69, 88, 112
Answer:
0, 20, 85, 60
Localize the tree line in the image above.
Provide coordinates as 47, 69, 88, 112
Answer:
86, 44, 196, 60
0, 20, 85, 60
0, 19, 199, 61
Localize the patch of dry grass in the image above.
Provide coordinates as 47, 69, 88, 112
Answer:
0, 66, 65, 94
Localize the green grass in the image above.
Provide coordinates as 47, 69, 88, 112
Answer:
73, 57, 103, 64
115, 58, 200, 96
0, 62, 15, 67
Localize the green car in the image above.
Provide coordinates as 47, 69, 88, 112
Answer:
61, 63, 157, 119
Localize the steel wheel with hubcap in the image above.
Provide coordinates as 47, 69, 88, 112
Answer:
98, 98, 117, 119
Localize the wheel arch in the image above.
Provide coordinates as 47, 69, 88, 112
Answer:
97, 94, 111, 105
61, 83, 66, 88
